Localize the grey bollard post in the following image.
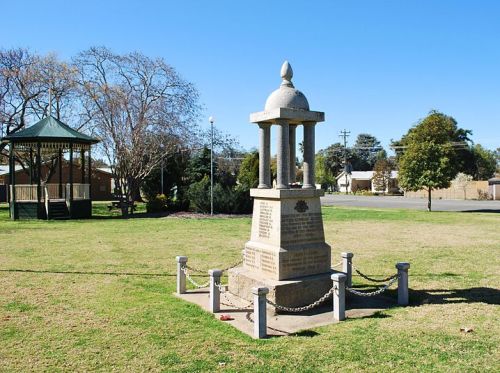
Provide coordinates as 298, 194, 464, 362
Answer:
396, 262, 410, 306
252, 287, 269, 339
176, 256, 188, 294
209, 269, 223, 313
341, 252, 354, 288
331, 273, 346, 321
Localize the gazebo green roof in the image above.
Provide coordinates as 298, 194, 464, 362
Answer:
1, 116, 99, 144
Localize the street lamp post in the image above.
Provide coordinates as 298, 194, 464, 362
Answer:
209, 116, 215, 215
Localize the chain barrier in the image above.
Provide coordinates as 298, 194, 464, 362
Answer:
216, 282, 253, 311
346, 275, 399, 297
332, 261, 343, 268
265, 287, 334, 313
185, 259, 243, 274
353, 265, 398, 283
181, 266, 210, 288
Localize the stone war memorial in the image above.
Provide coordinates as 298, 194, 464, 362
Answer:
228, 61, 332, 308
176, 61, 410, 338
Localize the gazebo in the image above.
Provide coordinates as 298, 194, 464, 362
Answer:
2, 116, 99, 220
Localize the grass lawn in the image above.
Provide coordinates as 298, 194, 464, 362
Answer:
0, 202, 499, 372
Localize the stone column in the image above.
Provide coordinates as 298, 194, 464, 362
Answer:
302, 122, 316, 189
331, 273, 346, 321
258, 123, 271, 188
209, 269, 222, 313
396, 262, 410, 306
341, 252, 354, 288
289, 124, 297, 184
252, 287, 269, 339
176, 256, 188, 294
276, 120, 290, 189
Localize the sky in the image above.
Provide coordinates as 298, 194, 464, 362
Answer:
1, 0, 499, 155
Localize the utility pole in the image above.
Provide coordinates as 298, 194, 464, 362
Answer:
209, 116, 215, 215
339, 129, 350, 194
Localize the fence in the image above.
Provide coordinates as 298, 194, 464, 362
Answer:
404, 180, 488, 200
175, 253, 410, 339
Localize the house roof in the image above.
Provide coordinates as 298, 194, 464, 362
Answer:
1, 116, 99, 144
336, 170, 398, 180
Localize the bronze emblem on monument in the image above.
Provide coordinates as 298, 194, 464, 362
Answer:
294, 200, 309, 213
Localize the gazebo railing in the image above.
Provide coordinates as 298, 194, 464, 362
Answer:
10, 183, 89, 202
10, 185, 38, 202
66, 183, 90, 200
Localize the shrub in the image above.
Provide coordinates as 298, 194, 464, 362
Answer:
146, 194, 168, 213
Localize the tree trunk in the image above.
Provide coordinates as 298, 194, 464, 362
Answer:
427, 188, 432, 212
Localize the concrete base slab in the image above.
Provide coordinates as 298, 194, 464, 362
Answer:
174, 288, 396, 338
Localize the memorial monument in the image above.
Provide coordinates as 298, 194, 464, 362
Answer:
229, 61, 333, 308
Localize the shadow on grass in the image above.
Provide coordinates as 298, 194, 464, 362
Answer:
461, 209, 500, 213
411, 287, 500, 306
91, 211, 170, 220
0, 268, 176, 277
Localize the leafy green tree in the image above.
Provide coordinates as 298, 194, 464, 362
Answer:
318, 143, 356, 177
315, 152, 335, 191
470, 144, 497, 180
237, 151, 259, 189
352, 134, 383, 170
185, 147, 216, 184
397, 111, 466, 211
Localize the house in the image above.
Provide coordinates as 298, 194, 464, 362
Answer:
0, 163, 114, 202
336, 170, 399, 194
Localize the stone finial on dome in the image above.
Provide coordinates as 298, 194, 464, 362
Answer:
280, 61, 294, 88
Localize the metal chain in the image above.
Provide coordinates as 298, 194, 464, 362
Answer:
353, 265, 398, 283
185, 259, 243, 274
346, 275, 399, 297
332, 261, 343, 268
216, 282, 253, 310
265, 287, 334, 313
181, 266, 209, 288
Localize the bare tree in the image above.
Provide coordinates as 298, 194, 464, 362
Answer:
0, 48, 79, 175
74, 47, 200, 215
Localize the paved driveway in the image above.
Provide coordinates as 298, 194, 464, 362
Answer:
321, 194, 500, 212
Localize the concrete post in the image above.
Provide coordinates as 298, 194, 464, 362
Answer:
258, 123, 271, 189
302, 122, 316, 189
276, 120, 290, 189
341, 252, 354, 288
289, 124, 297, 184
209, 269, 223, 313
396, 262, 410, 306
176, 256, 188, 294
252, 287, 269, 339
331, 273, 346, 321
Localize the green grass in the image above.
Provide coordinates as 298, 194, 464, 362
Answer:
0, 202, 499, 372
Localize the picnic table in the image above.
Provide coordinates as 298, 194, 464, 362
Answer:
107, 200, 137, 212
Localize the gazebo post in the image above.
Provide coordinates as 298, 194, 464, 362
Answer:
88, 146, 92, 200
29, 147, 34, 185
69, 143, 73, 215
81, 148, 85, 184
36, 142, 41, 216
9, 143, 16, 219
58, 148, 63, 198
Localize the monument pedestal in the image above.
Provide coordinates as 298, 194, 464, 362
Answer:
228, 267, 333, 309
228, 188, 333, 309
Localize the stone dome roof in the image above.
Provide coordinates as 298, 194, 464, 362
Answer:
264, 61, 309, 111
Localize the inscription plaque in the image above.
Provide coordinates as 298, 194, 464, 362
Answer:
258, 201, 273, 239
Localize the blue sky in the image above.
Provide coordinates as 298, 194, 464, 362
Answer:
1, 0, 499, 154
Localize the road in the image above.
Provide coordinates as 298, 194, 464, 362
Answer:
320, 194, 500, 212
